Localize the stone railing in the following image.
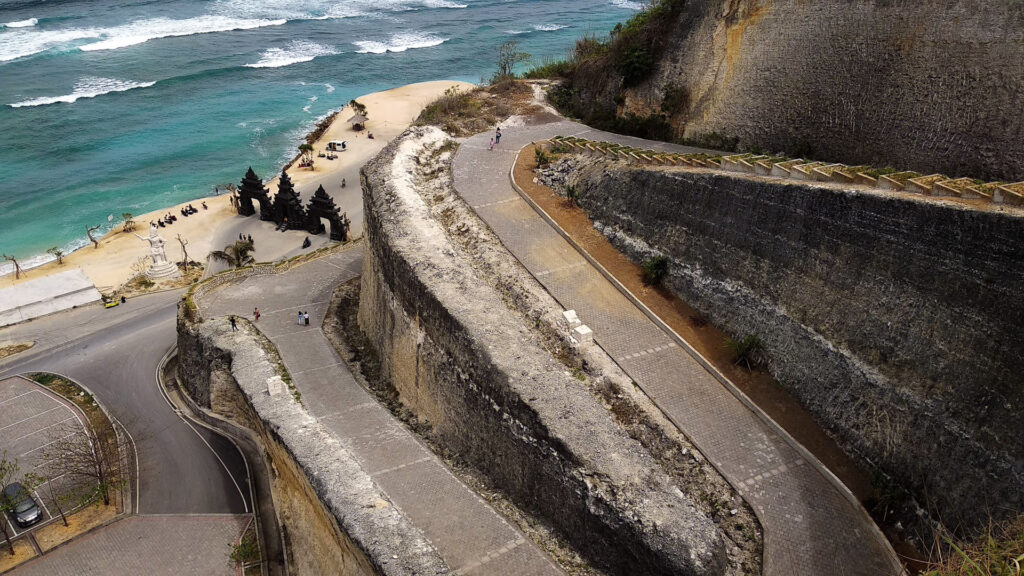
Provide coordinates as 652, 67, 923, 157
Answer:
549, 136, 1024, 207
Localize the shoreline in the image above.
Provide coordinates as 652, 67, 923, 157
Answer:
1, 80, 473, 291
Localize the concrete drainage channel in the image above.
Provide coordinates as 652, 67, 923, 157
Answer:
155, 347, 287, 576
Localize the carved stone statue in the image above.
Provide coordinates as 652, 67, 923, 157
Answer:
134, 223, 181, 279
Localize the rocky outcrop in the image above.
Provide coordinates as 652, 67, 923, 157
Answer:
569, 161, 1024, 531
564, 0, 1024, 180
176, 307, 448, 576
358, 127, 734, 575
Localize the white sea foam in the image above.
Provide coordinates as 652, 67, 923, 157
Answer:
3, 18, 38, 28
9, 77, 156, 108
420, 0, 467, 8
505, 29, 527, 35
0, 15, 289, 61
324, 83, 335, 93
245, 40, 338, 68
353, 32, 448, 54
610, 0, 645, 9
533, 23, 568, 32
80, 15, 288, 52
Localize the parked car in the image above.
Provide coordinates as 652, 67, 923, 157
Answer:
2, 482, 41, 527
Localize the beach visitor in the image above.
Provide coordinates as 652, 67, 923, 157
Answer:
304, 311, 310, 326
253, 307, 260, 322
202, 201, 207, 210
489, 138, 494, 151
298, 311, 303, 325
230, 316, 238, 332
495, 127, 501, 144
248, 234, 253, 244
341, 178, 346, 188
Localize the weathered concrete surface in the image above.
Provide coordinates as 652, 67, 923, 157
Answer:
177, 309, 448, 576
359, 126, 727, 576
570, 162, 1024, 531
565, 0, 1024, 181
0, 269, 102, 327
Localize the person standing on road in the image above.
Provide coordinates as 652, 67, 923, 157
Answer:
495, 126, 501, 145
297, 311, 303, 325
304, 311, 310, 326
229, 316, 237, 332
489, 137, 494, 151
253, 307, 260, 322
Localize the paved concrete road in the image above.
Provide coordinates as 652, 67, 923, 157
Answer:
10, 514, 249, 576
0, 292, 248, 515
197, 247, 563, 576
454, 121, 903, 575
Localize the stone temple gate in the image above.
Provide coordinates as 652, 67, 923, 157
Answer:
306, 185, 350, 242
237, 167, 273, 221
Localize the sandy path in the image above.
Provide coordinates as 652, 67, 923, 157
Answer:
2, 80, 473, 292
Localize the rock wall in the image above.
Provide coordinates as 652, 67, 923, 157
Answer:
176, 308, 448, 576
571, 162, 1024, 531
358, 127, 731, 575
569, 0, 1024, 181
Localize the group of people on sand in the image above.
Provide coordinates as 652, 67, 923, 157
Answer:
155, 202, 207, 228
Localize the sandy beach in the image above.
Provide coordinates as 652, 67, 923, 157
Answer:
0, 80, 473, 293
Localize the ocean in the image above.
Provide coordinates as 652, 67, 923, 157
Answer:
0, 0, 640, 273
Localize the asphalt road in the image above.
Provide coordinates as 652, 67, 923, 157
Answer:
0, 291, 248, 515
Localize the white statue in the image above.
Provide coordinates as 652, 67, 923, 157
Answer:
135, 223, 169, 265
134, 223, 180, 279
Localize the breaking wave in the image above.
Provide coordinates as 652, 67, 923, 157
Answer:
353, 32, 448, 54
9, 77, 156, 108
245, 40, 338, 68
2, 18, 38, 28
610, 0, 645, 9
533, 23, 568, 32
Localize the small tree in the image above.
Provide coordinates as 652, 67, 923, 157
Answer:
176, 234, 190, 271
37, 473, 68, 527
46, 246, 65, 265
298, 143, 314, 164
211, 240, 255, 269
493, 40, 530, 83
2, 254, 22, 279
87, 224, 103, 249
349, 99, 367, 119
121, 213, 136, 233
42, 420, 125, 508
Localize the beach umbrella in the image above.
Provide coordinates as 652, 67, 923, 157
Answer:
347, 113, 367, 126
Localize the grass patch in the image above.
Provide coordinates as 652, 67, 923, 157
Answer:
414, 82, 535, 137
924, 515, 1024, 575
724, 335, 767, 370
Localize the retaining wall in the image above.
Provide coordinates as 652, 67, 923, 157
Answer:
176, 307, 448, 576
571, 163, 1024, 530
358, 127, 728, 576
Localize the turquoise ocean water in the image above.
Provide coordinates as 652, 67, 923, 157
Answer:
0, 0, 640, 273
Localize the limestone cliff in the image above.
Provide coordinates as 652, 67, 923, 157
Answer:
559, 0, 1024, 180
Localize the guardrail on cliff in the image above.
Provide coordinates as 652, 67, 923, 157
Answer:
549, 135, 1024, 207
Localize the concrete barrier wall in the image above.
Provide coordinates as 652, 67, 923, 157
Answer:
572, 164, 1024, 530
176, 308, 448, 576
358, 127, 728, 576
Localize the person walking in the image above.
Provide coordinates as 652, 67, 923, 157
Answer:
229, 316, 238, 332
495, 126, 501, 145
304, 311, 310, 326
489, 137, 494, 151
253, 307, 260, 322
297, 311, 304, 325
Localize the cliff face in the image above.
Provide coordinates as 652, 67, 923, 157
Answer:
570, 162, 1024, 531
566, 0, 1024, 180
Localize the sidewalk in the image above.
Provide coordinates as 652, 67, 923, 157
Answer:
453, 122, 903, 575
196, 248, 562, 576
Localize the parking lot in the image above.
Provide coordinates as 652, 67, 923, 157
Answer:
0, 376, 91, 537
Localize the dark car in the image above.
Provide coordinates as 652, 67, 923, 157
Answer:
2, 482, 41, 527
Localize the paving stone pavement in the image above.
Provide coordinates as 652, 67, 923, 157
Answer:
10, 515, 249, 576
453, 121, 904, 575
197, 247, 562, 576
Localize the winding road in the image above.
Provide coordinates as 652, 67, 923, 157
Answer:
0, 290, 248, 515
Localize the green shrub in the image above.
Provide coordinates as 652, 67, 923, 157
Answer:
534, 147, 552, 167
523, 59, 575, 79
616, 44, 655, 87
725, 334, 767, 370
641, 255, 669, 285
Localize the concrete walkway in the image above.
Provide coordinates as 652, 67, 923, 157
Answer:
196, 247, 562, 576
453, 121, 903, 575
